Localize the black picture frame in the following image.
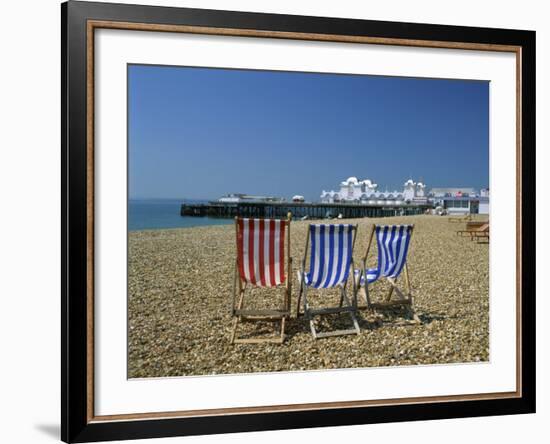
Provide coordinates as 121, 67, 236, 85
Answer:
61, 1, 536, 442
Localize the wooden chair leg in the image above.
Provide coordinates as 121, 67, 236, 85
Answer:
229, 316, 239, 344
281, 279, 291, 316
366, 284, 373, 310
385, 285, 395, 302
341, 287, 360, 335
309, 318, 318, 339
296, 278, 303, 317
286, 258, 292, 316
359, 282, 373, 310
230, 289, 245, 344
287, 291, 291, 318
408, 306, 421, 323
279, 317, 286, 343
302, 287, 310, 320
301, 282, 310, 319
404, 265, 412, 297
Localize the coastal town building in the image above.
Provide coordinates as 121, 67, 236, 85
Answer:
319, 177, 489, 215
429, 187, 490, 215
209, 180, 489, 218
320, 177, 428, 205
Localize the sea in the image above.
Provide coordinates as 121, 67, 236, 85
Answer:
128, 199, 233, 231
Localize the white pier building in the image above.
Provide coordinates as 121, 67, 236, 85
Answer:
320, 177, 427, 205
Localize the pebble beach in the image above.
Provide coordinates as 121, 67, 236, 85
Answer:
128, 215, 489, 378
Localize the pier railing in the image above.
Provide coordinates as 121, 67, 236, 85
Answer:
181, 201, 432, 219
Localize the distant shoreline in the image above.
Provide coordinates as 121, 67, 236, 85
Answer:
128, 199, 233, 231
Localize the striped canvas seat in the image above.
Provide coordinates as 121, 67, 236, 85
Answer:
231, 216, 292, 344
355, 224, 419, 323
355, 225, 412, 285
236, 218, 287, 287
303, 224, 355, 289
297, 223, 360, 338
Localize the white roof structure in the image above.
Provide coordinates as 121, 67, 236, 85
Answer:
339, 177, 378, 188
321, 176, 427, 203
340, 176, 359, 186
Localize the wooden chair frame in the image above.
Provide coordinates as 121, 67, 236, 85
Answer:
457, 223, 489, 240
296, 224, 360, 339
230, 215, 292, 344
448, 214, 473, 223
455, 221, 487, 236
356, 225, 420, 323
472, 230, 490, 243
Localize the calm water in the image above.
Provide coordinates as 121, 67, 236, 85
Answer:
128, 199, 233, 231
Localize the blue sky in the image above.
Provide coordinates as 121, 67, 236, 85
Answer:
128, 64, 489, 201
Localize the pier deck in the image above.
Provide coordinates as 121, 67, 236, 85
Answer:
181, 201, 431, 219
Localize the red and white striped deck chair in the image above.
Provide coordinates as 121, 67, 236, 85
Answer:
230, 215, 292, 344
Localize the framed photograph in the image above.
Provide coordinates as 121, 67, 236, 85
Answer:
61, 1, 535, 442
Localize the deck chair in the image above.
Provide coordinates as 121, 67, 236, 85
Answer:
297, 224, 360, 339
355, 225, 420, 323
457, 222, 489, 239
473, 229, 490, 243
448, 214, 472, 223
470, 223, 490, 243
230, 216, 292, 344
456, 221, 487, 236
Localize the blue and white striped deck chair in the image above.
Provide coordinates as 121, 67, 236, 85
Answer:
355, 225, 419, 322
297, 224, 360, 339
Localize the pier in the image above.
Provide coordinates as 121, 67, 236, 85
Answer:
181, 201, 431, 219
